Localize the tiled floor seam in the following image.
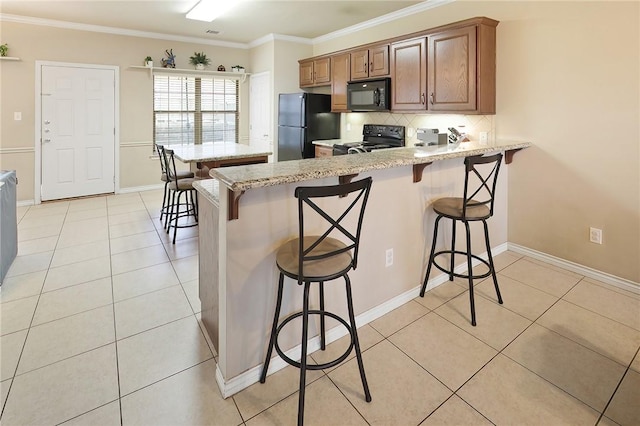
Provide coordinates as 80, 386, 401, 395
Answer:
1, 213, 61, 420
557, 297, 640, 333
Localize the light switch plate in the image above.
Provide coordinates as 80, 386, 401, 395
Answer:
14, 112, 22, 121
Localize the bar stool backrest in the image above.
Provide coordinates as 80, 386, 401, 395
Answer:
158, 145, 179, 184
462, 153, 503, 218
295, 177, 373, 275
155, 143, 168, 177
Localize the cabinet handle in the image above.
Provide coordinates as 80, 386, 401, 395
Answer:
369, 62, 372, 71
421, 93, 425, 104
430, 93, 434, 105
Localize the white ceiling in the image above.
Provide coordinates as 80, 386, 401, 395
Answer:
0, 0, 433, 46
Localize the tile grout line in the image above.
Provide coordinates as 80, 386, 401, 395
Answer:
0, 201, 70, 420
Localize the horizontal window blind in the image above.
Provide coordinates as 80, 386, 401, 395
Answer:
153, 75, 238, 146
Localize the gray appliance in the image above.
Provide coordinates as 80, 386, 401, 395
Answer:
277, 93, 340, 161
0, 170, 17, 284
416, 128, 447, 146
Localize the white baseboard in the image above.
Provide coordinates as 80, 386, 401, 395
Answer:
507, 243, 639, 293
215, 243, 508, 398
17, 200, 35, 207
118, 184, 164, 194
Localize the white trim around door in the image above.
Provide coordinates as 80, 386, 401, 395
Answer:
35, 60, 120, 204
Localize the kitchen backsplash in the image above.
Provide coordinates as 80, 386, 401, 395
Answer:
340, 112, 495, 146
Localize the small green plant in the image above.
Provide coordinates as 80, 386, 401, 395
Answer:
189, 52, 211, 66
145, 56, 152, 62
0, 44, 8, 57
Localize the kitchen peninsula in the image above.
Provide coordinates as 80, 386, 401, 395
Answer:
194, 140, 531, 397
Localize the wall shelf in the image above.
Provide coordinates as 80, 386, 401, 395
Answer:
0, 57, 21, 61
129, 65, 249, 82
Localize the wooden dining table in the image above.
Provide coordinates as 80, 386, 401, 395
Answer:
165, 142, 272, 177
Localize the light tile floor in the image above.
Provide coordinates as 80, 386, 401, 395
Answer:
1, 190, 639, 425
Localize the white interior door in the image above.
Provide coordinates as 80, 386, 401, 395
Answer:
41, 65, 115, 201
249, 72, 272, 159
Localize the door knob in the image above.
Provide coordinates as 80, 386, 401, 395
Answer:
43, 139, 51, 143
44, 120, 51, 125
44, 129, 50, 133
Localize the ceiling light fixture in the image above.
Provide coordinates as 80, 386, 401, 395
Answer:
186, 0, 239, 22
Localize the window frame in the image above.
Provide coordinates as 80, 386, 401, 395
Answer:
152, 72, 239, 147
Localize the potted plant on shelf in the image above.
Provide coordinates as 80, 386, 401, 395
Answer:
0, 43, 8, 57
231, 65, 245, 73
189, 52, 211, 70
144, 56, 153, 68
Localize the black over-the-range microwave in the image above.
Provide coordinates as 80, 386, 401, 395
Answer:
346, 78, 391, 111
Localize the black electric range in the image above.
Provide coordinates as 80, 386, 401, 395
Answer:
332, 124, 405, 155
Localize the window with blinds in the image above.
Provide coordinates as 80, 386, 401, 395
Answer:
153, 75, 238, 145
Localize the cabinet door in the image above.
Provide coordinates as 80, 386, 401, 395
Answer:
428, 26, 477, 111
369, 44, 389, 77
314, 57, 331, 84
299, 61, 314, 87
331, 53, 350, 112
390, 38, 427, 111
350, 49, 369, 80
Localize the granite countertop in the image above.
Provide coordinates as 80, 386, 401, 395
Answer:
209, 140, 531, 192
165, 142, 272, 163
193, 178, 220, 205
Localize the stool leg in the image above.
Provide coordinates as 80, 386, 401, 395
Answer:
319, 281, 326, 350
483, 220, 503, 304
193, 190, 199, 222
160, 182, 169, 224
166, 190, 176, 233
420, 215, 442, 297
464, 221, 476, 326
450, 219, 457, 281
173, 191, 183, 244
297, 281, 312, 426
345, 274, 371, 402
260, 273, 285, 383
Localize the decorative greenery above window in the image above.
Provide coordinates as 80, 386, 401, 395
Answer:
153, 74, 238, 146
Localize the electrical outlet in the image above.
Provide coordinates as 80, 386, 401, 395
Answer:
346, 123, 351, 131
14, 112, 22, 121
407, 127, 415, 137
385, 248, 393, 267
479, 131, 488, 144
589, 227, 603, 244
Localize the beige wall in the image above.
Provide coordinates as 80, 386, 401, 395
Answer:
0, 21, 250, 200
313, 1, 640, 283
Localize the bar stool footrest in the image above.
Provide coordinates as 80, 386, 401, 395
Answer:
432, 250, 492, 280
274, 309, 354, 371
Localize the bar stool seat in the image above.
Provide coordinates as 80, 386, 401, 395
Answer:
420, 153, 504, 327
276, 237, 352, 280
260, 177, 373, 426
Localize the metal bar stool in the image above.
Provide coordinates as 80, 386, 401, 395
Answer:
420, 153, 504, 326
155, 143, 194, 229
260, 177, 373, 426
158, 146, 199, 244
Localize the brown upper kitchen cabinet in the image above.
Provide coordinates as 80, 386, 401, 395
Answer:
390, 38, 427, 111
350, 44, 389, 80
299, 57, 331, 87
331, 53, 350, 112
427, 19, 497, 113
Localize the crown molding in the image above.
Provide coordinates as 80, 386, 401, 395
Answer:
0, 13, 250, 49
1, 0, 454, 50
312, 0, 456, 44
248, 33, 313, 49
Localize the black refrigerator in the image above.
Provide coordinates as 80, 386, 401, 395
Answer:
278, 93, 340, 161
